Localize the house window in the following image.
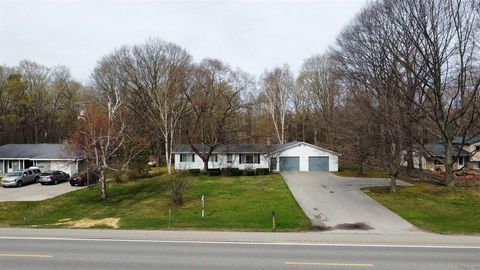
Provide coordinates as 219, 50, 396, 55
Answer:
433, 159, 443, 165
476, 145, 480, 152
209, 154, 218, 162
239, 154, 260, 164
180, 154, 195, 162
476, 161, 480, 169
458, 156, 465, 167
227, 154, 233, 163
8, 160, 12, 169
19, 160, 24, 170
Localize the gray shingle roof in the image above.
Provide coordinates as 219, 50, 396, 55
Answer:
172, 141, 340, 156
0, 144, 82, 160
425, 143, 469, 157
173, 144, 269, 153
452, 135, 480, 145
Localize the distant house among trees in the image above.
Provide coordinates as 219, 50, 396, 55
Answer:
408, 136, 480, 172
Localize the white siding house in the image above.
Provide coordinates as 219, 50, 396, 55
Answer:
173, 141, 339, 172
0, 144, 84, 175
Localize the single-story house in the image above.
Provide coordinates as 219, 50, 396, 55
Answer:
173, 141, 339, 172
0, 144, 84, 175
409, 135, 480, 171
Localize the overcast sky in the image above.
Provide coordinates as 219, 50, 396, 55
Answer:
0, 0, 367, 83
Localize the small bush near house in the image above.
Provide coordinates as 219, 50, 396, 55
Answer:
169, 175, 189, 205
221, 167, 241, 176
112, 171, 129, 183
208, 168, 221, 176
188, 169, 201, 176
256, 168, 270, 175
127, 170, 150, 180
244, 168, 256, 176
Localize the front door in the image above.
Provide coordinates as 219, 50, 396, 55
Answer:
7, 160, 13, 173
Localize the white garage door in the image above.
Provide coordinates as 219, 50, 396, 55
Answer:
50, 161, 72, 175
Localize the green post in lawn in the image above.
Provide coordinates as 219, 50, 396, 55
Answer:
201, 195, 205, 218
272, 210, 276, 230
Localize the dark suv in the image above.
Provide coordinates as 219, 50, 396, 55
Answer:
69, 170, 99, 186
39, 170, 70, 185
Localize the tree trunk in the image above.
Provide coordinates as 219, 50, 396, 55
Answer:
203, 159, 209, 172
100, 169, 107, 199
445, 142, 455, 187
389, 174, 397, 193
165, 139, 171, 175
406, 148, 414, 174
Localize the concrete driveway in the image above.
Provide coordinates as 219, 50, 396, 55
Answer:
0, 182, 82, 202
282, 172, 418, 234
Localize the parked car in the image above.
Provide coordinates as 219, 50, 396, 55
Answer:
70, 170, 99, 186
1, 168, 42, 187
39, 170, 70, 185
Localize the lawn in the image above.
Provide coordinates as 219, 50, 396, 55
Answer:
364, 183, 480, 234
0, 173, 310, 231
335, 166, 387, 178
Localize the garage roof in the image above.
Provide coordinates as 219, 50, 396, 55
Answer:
0, 144, 82, 160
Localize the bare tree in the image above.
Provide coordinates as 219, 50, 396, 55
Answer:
384, 0, 480, 186
298, 54, 341, 146
261, 64, 294, 144
184, 59, 251, 171
335, 1, 409, 192
98, 39, 192, 175
74, 63, 142, 199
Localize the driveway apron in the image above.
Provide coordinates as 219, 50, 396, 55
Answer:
282, 172, 418, 234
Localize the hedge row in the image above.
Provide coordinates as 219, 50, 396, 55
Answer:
186, 168, 270, 176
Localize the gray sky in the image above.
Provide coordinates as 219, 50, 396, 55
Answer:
0, 0, 366, 83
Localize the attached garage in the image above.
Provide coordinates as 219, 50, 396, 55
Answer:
0, 144, 83, 175
50, 160, 79, 175
308, 156, 329, 171
279, 157, 300, 171
271, 141, 339, 172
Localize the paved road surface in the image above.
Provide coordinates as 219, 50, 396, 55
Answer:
282, 172, 416, 233
0, 237, 478, 270
0, 181, 81, 202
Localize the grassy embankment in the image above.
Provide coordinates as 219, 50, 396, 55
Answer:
0, 170, 309, 231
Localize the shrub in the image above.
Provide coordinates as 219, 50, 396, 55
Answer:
112, 171, 129, 183
244, 168, 256, 176
256, 168, 270, 175
208, 168, 221, 176
222, 167, 241, 176
169, 175, 189, 205
188, 169, 201, 176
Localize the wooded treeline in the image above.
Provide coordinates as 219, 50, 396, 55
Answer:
1, 0, 479, 191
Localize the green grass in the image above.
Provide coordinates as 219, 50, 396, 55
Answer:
335, 166, 387, 178
365, 183, 480, 234
0, 173, 310, 231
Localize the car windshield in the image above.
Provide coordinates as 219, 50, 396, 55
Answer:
8, 171, 22, 176
41, 172, 52, 176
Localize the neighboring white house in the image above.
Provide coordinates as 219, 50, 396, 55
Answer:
173, 141, 339, 172
0, 144, 84, 175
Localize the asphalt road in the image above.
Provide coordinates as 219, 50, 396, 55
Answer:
282, 172, 415, 233
0, 237, 479, 270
